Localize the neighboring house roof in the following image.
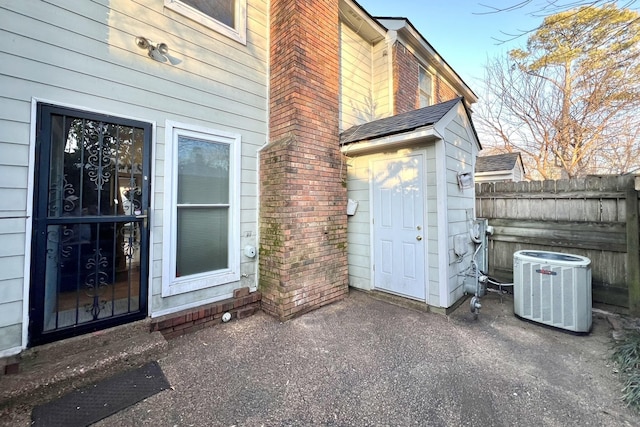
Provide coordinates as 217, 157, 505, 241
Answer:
340, 97, 463, 145
475, 153, 523, 173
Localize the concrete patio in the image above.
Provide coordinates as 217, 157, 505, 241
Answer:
2, 289, 639, 426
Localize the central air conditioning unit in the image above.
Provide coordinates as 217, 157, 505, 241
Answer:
513, 250, 592, 333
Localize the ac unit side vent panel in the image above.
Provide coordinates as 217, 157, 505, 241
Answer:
514, 251, 592, 333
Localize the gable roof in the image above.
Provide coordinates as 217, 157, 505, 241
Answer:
340, 98, 463, 145
374, 17, 478, 105
475, 153, 523, 173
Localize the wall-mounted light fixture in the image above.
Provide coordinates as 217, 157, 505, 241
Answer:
135, 36, 169, 62
457, 172, 474, 190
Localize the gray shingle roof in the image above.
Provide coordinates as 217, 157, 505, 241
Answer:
340, 98, 462, 145
475, 153, 521, 173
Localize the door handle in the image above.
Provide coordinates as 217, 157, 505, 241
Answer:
136, 209, 148, 228
416, 235, 422, 241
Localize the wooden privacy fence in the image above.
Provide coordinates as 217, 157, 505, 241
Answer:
475, 175, 640, 315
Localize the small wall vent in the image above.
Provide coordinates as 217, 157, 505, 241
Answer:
513, 250, 592, 333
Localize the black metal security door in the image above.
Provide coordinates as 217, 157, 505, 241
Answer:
30, 104, 151, 346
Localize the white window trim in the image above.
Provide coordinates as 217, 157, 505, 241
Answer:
419, 65, 434, 108
164, 0, 247, 45
162, 121, 241, 297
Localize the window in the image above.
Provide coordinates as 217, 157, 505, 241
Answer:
163, 122, 240, 296
164, 0, 247, 44
419, 66, 433, 108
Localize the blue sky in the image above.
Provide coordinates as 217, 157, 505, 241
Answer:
359, 1, 640, 91
357, 0, 547, 88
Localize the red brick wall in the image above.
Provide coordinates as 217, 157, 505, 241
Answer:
435, 76, 458, 104
392, 41, 420, 114
260, 0, 348, 321
393, 41, 461, 112
150, 288, 261, 339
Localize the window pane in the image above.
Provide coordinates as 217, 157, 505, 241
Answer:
176, 207, 229, 277
178, 136, 229, 204
419, 94, 431, 108
180, 0, 235, 28
419, 68, 432, 108
419, 68, 432, 93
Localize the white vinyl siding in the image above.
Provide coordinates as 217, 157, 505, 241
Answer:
424, 144, 440, 303
0, 88, 30, 352
441, 109, 480, 305
513, 161, 524, 182
372, 41, 392, 120
164, 0, 247, 44
339, 18, 391, 131
0, 218, 26, 352
345, 155, 373, 290
340, 23, 374, 130
0, 0, 267, 351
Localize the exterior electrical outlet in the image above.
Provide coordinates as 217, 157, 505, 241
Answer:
513, 250, 592, 333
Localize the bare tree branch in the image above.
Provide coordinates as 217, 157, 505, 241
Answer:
476, 4, 640, 179
475, 0, 639, 44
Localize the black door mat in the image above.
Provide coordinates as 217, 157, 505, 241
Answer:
31, 361, 170, 427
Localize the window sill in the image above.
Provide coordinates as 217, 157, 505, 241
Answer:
164, 0, 247, 45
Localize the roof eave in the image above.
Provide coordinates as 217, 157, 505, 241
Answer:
475, 170, 514, 176
340, 126, 441, 156
378, 18, 478, 105
340, 0, 387, 44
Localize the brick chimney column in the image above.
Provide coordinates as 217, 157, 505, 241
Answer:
259, 0, 348, 320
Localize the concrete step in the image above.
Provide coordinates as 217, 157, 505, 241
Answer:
0, 319, 168, 413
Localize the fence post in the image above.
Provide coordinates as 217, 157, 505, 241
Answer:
627, 188, 640, 316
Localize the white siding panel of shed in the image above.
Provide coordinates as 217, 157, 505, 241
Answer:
0, 0, 268, 342
345, 145, 440, 301
425, 144, 441, 304
441, 109, 479, 305
340, 23, 374, 131
345, 154, 373, 290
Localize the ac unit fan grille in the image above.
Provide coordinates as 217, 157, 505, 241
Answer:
521, 263, 575, 328
514, 251, 591, 333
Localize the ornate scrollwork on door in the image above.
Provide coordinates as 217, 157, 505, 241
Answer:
62, 175, 77, 213
84, 248, 109, 320
85, 128, 113, 191
122, 180, 142, 215
120, 223, 140, 261
48, 175, 78, 217
46, 226, 76, 264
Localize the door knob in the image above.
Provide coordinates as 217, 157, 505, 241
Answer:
416, 235, 422, 241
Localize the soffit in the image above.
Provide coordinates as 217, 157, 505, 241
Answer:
339, 0, 386, 44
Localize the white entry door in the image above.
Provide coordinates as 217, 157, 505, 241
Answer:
372, 153, 426, 300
